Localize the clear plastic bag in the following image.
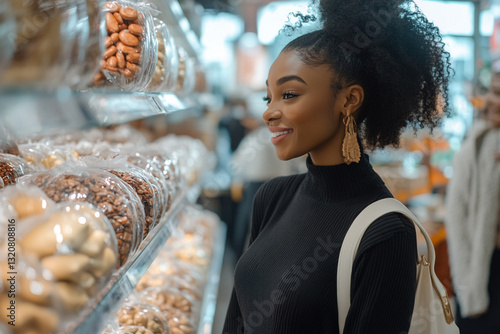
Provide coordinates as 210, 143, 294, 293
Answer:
20, 163, 144, 267
117, 300, 170, 334
101, 125, 149, 145
67, 0, 107, 89
81, 156, 160, 237
94, 1, 158, 91
0, 153, 29, 189
19, 143, 80, 170
0, 256, 60, 334
1, 0, 76, 87
139, 286, 197, 333
124, 151, 169, 223
0, 125, 19, 156
0, 185, 54, 220
147, 18, 178, 92
14, 202, 118, 313
175, 47, 195, 95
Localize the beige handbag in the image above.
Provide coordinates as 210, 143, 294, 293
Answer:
337, 198, 460, 334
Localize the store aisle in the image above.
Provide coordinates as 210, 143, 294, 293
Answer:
213, 244, 237, 334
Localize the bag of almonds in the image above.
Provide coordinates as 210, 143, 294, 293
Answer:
147, 18, 178, 92
94, 1, 158, 91
81, 156, 162, 238
13, 202, 118, 313
115, 299, 171, 334
0, 184, 54, 222
0, 254, 60, 334
0, 153, 30, 189
18, 143, 80, 171
139, 285, 199, 331
19, 162, 145, 267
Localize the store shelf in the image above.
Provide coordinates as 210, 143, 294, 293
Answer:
68, 183, 201, 334
0, 89, 205, 138
197, 222, 227, 334
0, 0, 204, 139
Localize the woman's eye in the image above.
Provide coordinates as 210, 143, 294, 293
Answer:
283, 92, 298, 100
262, 96, 271, 105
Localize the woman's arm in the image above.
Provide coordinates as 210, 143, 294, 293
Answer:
344, 215, 417, 334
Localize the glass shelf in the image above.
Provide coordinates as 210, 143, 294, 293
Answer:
197, 222, 227, 334
0, 89, 204, 138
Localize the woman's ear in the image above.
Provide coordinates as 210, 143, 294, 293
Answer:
343, 85, 364, 115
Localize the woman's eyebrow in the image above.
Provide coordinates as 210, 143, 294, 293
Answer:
265, 75, 307, 87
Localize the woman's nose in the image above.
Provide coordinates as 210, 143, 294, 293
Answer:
263, 106, 281, 124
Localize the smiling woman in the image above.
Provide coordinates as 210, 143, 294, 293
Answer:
223, 0, 452, 333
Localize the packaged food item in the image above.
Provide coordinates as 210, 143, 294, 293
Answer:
94, 1, 158, 91
118, 326, 155, 334
175, 47, 195, 94
0, 185, 54, 220
123, 149, 169, 221
1, 0, 76, 86
0, 154, 29, 188
139, 286, 196, 334
81, 156, 160, 237
67, 0, 107, 89
20, 163, 144, 267
14, 203, 118, 312
102, 324, 155, 334
19, 143, 80, 170
101, 125, 149, 145
140, 286, 197, 327
0, 255, 60, 334
147, 19, 178, 92
140, 148, 183, 203
0, 125, 19, 156
117, 300, 170, 334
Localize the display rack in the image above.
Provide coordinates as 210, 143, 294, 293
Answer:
197, 223, 227, 334
0, 0, 204, 139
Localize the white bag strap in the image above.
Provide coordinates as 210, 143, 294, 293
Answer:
337, 198, 448, 333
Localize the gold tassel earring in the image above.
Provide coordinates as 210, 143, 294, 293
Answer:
342, 114, 361, 165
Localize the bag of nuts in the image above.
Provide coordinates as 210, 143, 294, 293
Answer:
18, 143, 80, 171
0, 184, 54, 222
0, 255, 60, 334
124, 150, 169, 223
13, 202, 118, 314
116, 300, 171, 334
19, 162, 145, 267
147, 18, 178, 92
81, 156, 161, 238
139, 285, 198, 330
0, 153, 29, 189
94, 1, 158, 91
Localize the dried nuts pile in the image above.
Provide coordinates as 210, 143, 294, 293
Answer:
94, 1, 145, 86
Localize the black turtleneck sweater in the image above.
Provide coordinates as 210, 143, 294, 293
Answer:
223, 154, 417, 334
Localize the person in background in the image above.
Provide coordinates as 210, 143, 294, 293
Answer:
444, 62, 500, 333
223, 0, 452, 332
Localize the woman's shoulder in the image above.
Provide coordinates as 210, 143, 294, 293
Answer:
357, 208, 417, 254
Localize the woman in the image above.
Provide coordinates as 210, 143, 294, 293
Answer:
223, 0, 452, 333
444, 67, 500, 333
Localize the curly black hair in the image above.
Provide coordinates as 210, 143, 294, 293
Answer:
282, 0, 453, 149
